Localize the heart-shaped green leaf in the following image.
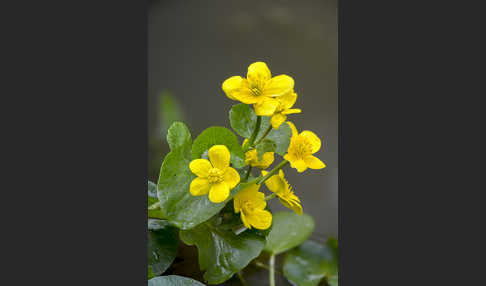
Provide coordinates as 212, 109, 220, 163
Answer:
229, 103, 256, 138
147, 220, 179, 276
180, 218, 265, 284
157, 122, 227, 230
283, 238, 338, 286
148, 275, 206, 286
191, 126, 245, 169
264, 211, 315, 254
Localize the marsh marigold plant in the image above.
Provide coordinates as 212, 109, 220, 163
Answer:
150, 61, 334, 286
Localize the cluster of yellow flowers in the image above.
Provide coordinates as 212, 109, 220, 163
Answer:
188, 62, 326, 230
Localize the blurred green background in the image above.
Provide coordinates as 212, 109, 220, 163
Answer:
148, 0, 337, 248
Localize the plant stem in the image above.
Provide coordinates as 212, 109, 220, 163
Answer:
265, 193, 277, 201
243, 166, 252, 182
237, 271, 248, 286
257, 160, 289, 185
269, 254, 276, 286
254, 124, 272, 146
244, 116, 262, 152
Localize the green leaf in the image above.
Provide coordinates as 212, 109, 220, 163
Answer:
283, 239, 338, 286
229, 103, 256, 138
158, 122, 227, 230
191, 126, 245, 169
180, 219, 266, 284
148, 181, 165, 219
147, 220, 179, 276
148, 275, 206, 286
258, 119, 292, 156
263, 211, 315, 254
255, 139, 276, 161
148, 267, 155, 280
327, 275, 338, 286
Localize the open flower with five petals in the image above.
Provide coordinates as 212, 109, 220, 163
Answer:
222, 61, 295, 116
270, 91, 302, 130
284, 122, 326, 173
234, 183, 272, 230
189, 145, 240, 203
261, 169, 302, 215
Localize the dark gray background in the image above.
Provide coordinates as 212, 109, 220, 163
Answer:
149, 0, 337, 239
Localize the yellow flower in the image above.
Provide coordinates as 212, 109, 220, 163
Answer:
234, 183, 272, 230
222, 61, 295, 116
261, 170, 302, 215
189, 145, 240, 203
283, 122, 326, 173
242, 139, 274, 169
270, 91, 302, 130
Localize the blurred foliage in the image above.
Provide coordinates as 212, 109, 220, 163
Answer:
148, 90, 186, 181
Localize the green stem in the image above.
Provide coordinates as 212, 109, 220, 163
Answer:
265, 193, 277, 201
237, 271, 248, 286
243, 166, 252, 182
254, 124, 272, 146
254, 262, 282, 274
243, 116, 262, 152
257, 160, 289, 185
269, 254, 276, 286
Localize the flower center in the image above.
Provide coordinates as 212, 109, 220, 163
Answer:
250, 87, 262, 97
249, 81, 264, 97
294, 137, 313, 158
207, 168, 224, 184
242, 201, 257, 213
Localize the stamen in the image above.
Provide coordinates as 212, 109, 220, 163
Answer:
207, 168, 224, 184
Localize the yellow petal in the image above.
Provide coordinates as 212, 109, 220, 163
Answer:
300, 131, 321, 153
290, 159, 308, 173
304, 155, 326, 169
286, 121, 299, 137
247, 62, 271, 87
257, 152, 275, 169
262, 170, 285, 193
247, 209, 272, 230
271, 113, 287, 130
209, 182, 230, 203
190, 177, 211, 196
278, 92, 297, 109
262, 75, 294, 97
282, 108, 302, 115
189, 159, 212, 177
279, 198, 303, 215
240, 211, 252, 229
208, 145, 231, 170
245, 149, 257, 166
222, 76, 243, 100
224, 167, 240, 189
234, 80, 259, 104
254, 97, 279, 116
235, 183, 262, 203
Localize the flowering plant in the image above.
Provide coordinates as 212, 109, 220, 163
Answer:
148, 62, 338, 286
